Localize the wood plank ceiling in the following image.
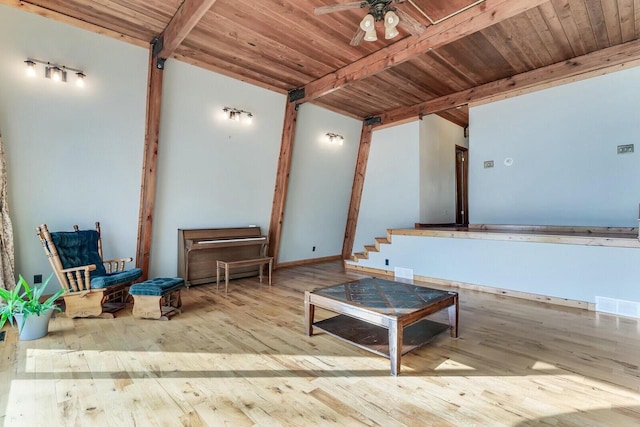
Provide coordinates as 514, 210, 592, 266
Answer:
6, 0, 640, 128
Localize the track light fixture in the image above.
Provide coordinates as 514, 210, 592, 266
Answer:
223, 107, 254, 124
326, 132, 345, 146
25, 58, 86, 88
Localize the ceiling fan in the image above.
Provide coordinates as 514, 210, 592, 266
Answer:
315, 0, 426, 46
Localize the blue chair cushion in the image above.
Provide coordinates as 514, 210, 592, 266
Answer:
90, 268, 143, 289
50, 230, 107, 277
129, 277, 185, 296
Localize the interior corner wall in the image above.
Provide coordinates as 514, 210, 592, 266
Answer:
0, 5, 148, 293
353, 121, 420, 252
469, 67, 640, 227
149, 60, 285, 278
278, 104, 361, 263
419, 115, 468, 223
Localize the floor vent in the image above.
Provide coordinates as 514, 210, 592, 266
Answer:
595, 296, 640, 318
394, 267, 414, 280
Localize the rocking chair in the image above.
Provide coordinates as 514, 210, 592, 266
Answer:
36, 222, 142, 318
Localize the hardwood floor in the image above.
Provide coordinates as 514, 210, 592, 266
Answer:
1, 261, 639, 426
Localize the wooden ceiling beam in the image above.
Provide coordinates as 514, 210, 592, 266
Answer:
298, 0, 549, 104
156, 0, 218, 59
376, 37, 640, 126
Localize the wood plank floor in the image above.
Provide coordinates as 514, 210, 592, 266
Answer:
1, 261, 639, 426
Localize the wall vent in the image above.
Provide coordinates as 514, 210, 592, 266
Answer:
595, 296, 640, 318
394, 267, 414, 280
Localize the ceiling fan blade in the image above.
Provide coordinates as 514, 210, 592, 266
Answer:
394, 8, 427, 36
315, 1, 366, 15
350, 28, 366, 46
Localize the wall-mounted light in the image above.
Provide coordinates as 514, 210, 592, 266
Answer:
326, 132, 344, 146
75, 72, 86, 88
25, 59, 36, 77
25, 58, 86, 88
46, 65, 66, 83
223, 107, 254, 124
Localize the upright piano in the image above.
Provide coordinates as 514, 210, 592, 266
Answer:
178, 227, 267, 287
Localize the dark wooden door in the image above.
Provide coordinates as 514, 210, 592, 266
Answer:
455, 146, 469, 225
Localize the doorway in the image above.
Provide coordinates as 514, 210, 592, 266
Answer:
455, 146, 469, 225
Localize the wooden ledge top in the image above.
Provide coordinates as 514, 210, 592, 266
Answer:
392, 225, 640, 249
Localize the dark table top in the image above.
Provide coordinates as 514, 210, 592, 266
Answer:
312, 277, 456, 316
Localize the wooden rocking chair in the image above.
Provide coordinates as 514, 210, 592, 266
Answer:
36, 222, 142, 318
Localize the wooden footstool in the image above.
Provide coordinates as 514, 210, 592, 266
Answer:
129, 277, 185, 320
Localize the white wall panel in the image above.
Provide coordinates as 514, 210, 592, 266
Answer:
0, 6, 147, 292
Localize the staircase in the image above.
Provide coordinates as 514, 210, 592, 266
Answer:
352, 231, 391, 262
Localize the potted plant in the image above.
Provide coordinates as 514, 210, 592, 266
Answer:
0, 274, 64, 341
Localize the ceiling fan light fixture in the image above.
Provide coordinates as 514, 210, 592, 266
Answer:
384, 25, 399, 39
384, 10, 400, 39
364, 29, 377, 42
360, 13, 378, 42
360, 13, 377, 42
360, 13, 375, 31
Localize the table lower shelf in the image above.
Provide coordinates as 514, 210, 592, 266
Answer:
313, 314, 449, 358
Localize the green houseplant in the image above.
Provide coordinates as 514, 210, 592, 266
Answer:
0, 274, 64, 340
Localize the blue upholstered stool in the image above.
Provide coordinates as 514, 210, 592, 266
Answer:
129, 277, 185, 320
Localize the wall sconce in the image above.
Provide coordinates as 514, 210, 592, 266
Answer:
326, 132, 344, 146
24, 58, 86, 88
223, 107, 253, 124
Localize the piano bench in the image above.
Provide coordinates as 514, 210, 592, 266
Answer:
130, 277, 185, 320
216, 257, 273, 293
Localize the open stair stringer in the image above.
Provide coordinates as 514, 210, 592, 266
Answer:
350, 229, 392, 263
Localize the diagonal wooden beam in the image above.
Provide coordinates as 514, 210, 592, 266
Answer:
376, 37, 640, 126
268, 100, 299, 266
136, 1, 215, 279
299, 0, 548, 104
136, 49, 164, 281
156, 0, 218, 59
342, 123, 374, 259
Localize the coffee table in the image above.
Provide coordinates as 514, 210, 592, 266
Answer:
304, 277, 458, 376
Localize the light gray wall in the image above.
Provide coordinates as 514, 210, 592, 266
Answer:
419, 115, 468, 223
469, 67, 640, 226
348, 67, 640, 305
149, 60, 285, 278
278, 104, 361, 263
353, 121, 420, 252
349, 235, 640, 304
0, 5, 368, 288
0, 6, 148, 293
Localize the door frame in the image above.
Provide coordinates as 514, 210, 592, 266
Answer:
455, 145, 469, 225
